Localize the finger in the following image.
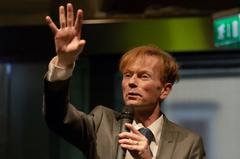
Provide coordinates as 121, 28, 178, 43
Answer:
67, 3, 74, 26
74, 9, 83, 37
125, 123, 142, 135
79, 39, 86, 47
45, 16, 58, 34
121, 144, 138, 151
77, 39, 86, 53
59, 5, 66, 28
119, 131, 140, 141
119, 138, 139, 145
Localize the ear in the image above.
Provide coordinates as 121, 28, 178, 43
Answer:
160, 83, 172, 100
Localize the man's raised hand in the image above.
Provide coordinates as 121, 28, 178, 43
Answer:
46, 3, 86, 67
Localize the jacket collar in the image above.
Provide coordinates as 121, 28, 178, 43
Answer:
156, 114, 178, 159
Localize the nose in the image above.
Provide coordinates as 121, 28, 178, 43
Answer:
128, 75, 137, 88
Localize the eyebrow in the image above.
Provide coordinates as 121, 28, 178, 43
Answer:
123, 69, 153, 75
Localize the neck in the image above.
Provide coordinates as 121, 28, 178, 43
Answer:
134, 105, 161, 127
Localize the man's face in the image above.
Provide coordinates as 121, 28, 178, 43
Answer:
121, 55, 165, 109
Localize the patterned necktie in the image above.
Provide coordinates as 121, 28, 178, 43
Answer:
139, 128, 154, 144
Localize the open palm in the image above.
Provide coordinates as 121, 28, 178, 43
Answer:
46, 3, 85, 67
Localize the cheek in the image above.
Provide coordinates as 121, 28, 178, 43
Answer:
143, 84, 162, 97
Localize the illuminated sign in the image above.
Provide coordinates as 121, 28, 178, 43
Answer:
213, 9, 240, 48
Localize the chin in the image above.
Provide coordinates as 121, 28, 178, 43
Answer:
125, 101, 141, 107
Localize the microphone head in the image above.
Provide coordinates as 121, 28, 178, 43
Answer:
120, 106, 134, 121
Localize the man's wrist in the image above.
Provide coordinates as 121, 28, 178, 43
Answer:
47, 56, 75, 82
55, 56, 75, 69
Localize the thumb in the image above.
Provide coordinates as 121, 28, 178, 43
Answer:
77, 39, 86, 54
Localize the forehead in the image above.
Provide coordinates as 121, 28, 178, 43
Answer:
125, 55, 161, 71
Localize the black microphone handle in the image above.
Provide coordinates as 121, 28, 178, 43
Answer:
116, 107, 133, 159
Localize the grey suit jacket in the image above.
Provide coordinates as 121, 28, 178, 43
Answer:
43, 78, 206, 159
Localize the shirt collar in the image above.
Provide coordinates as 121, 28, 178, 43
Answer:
132, 114, 164, 145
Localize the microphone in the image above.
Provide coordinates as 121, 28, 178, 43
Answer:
116, 106, 134, 159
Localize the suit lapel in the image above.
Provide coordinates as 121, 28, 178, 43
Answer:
156, 116, 178, 159
113, 115, 122, 159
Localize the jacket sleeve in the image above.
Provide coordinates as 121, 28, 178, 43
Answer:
42, 77, 97, 156
189, 136, 206, 159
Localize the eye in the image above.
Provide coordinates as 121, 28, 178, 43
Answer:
140, 73, 150, 80
123, 72, 132, 78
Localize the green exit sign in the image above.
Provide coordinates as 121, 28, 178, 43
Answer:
213, 10, 240, 48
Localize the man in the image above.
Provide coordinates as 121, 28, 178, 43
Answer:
43, 3, 206, 159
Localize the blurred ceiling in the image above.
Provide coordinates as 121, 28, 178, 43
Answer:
102, 0, 240, 17
0, 0, 239, 26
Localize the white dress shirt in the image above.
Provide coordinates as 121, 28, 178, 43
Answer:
47, 56, 74, 82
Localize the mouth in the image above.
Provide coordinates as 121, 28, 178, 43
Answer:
127, 92, 142, 98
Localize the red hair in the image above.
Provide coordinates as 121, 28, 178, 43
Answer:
119, 45, 179, 84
